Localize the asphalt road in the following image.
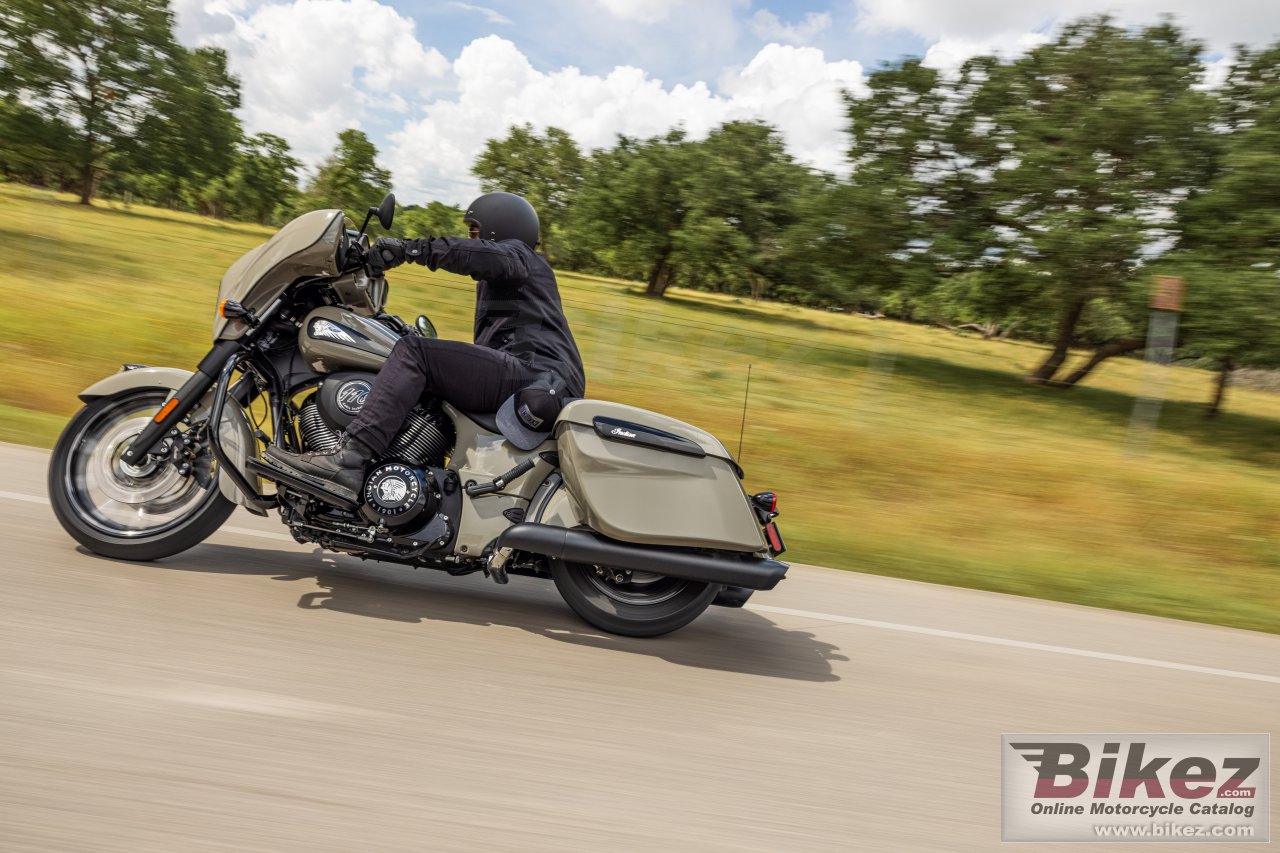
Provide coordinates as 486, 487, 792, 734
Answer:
1, 441, 1276, 852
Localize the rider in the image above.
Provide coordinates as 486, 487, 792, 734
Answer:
265, 191, 586, 501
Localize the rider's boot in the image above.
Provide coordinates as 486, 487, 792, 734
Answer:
263, 433, 375, 502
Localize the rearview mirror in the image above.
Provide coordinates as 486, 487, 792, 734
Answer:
376, 193, 396, 230
416, 314, 438, 339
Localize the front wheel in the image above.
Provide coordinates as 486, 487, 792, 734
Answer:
551, 558, 718, 637
48, 389, 235, 561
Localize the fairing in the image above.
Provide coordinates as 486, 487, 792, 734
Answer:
213, 209, 345, 341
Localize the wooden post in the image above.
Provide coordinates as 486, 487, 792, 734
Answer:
1151, 276, 1185, 312
1127, 276, 1187, 454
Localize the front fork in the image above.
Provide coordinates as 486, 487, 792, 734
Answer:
120, 339, 242, 466
123, 297, 285, 466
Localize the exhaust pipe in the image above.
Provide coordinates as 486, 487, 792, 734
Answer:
494, 523, 788, 591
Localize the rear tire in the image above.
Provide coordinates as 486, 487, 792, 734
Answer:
48, 390, 236, 561
551, 558, 718, 637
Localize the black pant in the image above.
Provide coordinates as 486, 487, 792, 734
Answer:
347, 338, 541, 454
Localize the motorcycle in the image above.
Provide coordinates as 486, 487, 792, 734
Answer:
47, 195, 789, 636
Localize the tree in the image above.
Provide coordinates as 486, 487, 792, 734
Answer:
472, 124, 584, 260
1170, 40, 1280, 413
297, 129, 392, 222
956, 17, 1217, 383
831, 58, 950, 313
225, 133, 301, 225
570, 130, 692, 296
123, 45, 242, 210
0, 0, 179, 204
674, 121, 814, 298
397, 201, 467, 239
0, 96, 77, 188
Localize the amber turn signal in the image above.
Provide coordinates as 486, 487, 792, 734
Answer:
153, 398, 180, 423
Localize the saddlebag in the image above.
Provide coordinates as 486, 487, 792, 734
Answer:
554, 400, 766, 553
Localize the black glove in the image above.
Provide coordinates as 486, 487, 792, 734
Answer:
368, 237, 407, 275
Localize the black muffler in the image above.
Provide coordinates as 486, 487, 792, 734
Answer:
493, 523, 788, 591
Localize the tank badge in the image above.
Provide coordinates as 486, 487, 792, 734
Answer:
336, 380, 371, 415
610, 427, 637, 439
311, 319, 356, 343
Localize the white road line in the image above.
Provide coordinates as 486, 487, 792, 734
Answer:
0, 489, 295, 542
0, 489, 49, 505
746, 604, 1280, 686
4, 489, 1279, 686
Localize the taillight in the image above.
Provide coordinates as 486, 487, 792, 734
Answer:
750, 491, 778, 525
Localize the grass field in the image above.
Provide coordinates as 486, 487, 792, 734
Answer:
3, 182, 1279, 633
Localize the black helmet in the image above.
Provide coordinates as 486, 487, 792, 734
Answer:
464, 191, 540, 248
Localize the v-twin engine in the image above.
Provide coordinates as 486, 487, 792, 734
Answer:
298, 371, 454, 469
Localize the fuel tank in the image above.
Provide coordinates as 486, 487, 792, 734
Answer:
298, 306, 399, 373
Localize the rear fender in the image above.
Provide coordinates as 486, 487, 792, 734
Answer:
77, 367, 260, 510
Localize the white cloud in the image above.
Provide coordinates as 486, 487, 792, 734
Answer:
1198, 53, 1234, 90
749, 10, 832, 45
448, 2, 513, 26
200, 0, 449, 165
387, 38, 866, 204
171, 0, 250, 42
921, 31, 1051, 73
858, 0, 1280, 56
594, 0, 685, 24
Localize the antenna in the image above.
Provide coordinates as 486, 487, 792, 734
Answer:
737, 363, 752, 461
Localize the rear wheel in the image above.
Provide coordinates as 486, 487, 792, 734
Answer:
551, 559, 718, 637
48, 389, 235, 561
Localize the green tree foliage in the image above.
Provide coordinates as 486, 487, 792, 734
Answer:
121, 46, 242, 211
834, 59, 948, 310
0, 96, 77, 187
472, 124, 584, 261
297, 129, 392, 224
0, 0, 179, 204
1170, 41, 1280, 413
564, 124, 811, 298
397, 201, 467, 238
957, 17, 1217, 382
675, 121, 814, 299
223, 133, 302, 225
570, 130, 691, 296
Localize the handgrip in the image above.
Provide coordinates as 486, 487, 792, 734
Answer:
465, 457, 539, 497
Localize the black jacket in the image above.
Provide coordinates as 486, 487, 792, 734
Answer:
402, 237, 586, 397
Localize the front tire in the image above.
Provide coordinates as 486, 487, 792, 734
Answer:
551, 558, 718, 637
48, 390, 235, 561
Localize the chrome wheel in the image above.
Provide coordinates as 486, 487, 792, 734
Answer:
65, 395, 212, 536
50, 389, 235, 561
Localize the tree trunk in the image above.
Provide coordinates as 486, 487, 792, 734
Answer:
1026, 296, 1087, 383
645, 251, 673, 297
78, 160, 95, 205
1206, 359, 1233, 417
78, 97, 98, 205
1053, 339, 1145, 387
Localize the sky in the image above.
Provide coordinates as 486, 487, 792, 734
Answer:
171, 0, 1280, 206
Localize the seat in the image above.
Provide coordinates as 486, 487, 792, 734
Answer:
458, 408, 500, 434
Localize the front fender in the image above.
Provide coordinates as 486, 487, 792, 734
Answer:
79, 366, 197, 403
77, 366, 261, 510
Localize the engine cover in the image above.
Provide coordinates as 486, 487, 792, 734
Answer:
317, 370, 376, 433
360, 462, 439, 528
